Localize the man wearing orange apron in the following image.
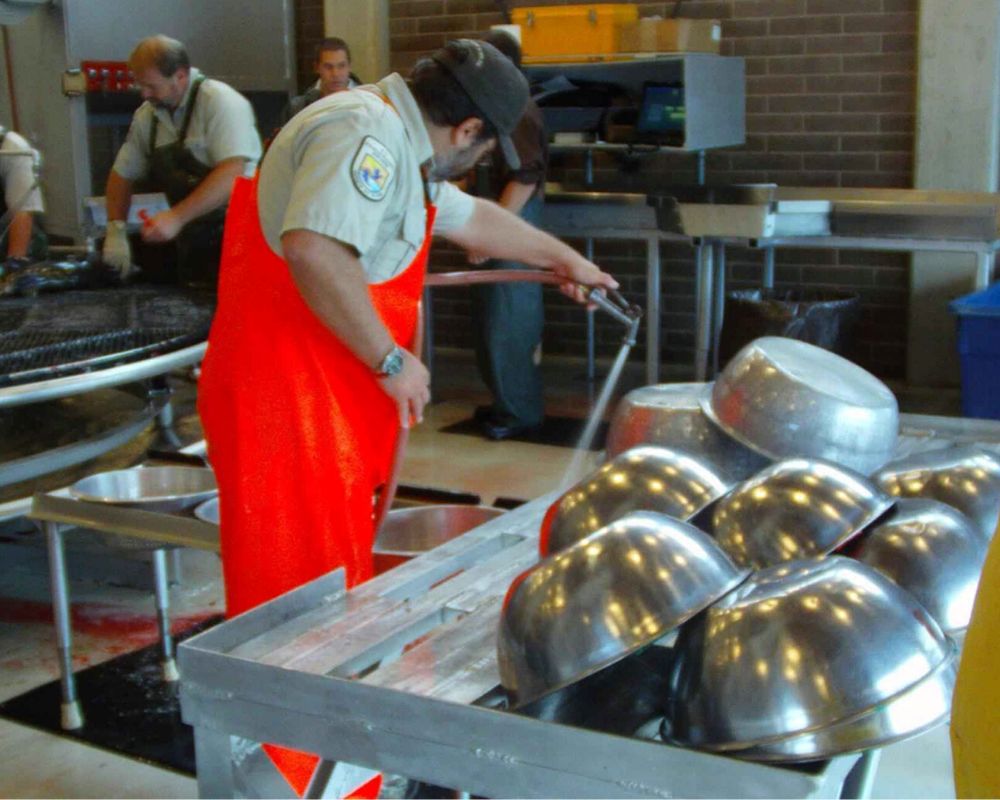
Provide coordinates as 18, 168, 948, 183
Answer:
198, 39, 617, 795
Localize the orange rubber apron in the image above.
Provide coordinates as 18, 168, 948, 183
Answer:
198, 173, 435, 796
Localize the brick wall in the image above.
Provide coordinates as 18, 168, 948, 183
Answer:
303, 0, 919, 378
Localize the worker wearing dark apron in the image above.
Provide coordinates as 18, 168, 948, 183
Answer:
0, 127, 47, 260
102, 35, 261, 287
198, 40, 615, 797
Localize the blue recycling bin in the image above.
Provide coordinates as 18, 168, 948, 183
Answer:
950, 282, 1000, 420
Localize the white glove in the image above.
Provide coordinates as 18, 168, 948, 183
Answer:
102, 220, 134, 278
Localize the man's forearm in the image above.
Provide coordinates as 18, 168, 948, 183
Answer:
105, 170, 134, 223
446, 197, 573, 270
497, 180, 536, 217
170, 158, 246, 227
6, 212, 32, 258
282, 229, 395, 370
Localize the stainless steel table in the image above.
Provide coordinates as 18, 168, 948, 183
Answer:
177, 412, 1000, 799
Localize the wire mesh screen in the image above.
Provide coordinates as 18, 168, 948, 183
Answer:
0, 286, 214, 387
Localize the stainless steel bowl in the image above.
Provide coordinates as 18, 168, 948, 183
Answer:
702, 337, 899, 474
873, 445, 1000, 540
541, 446, 734, 556
710, 458, 895, 569
854, 499, 987, 635
720, 648, 957, 762
194, 497, 220, 525
70, 466, 218, 513
668, 556, 952, 748
606, 383, 770, 481
498, 511, 749, 707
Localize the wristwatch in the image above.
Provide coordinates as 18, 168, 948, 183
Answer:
374, 344, 405, 377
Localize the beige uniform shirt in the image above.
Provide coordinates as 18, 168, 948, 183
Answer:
258, 73, 475, 283
0, 128, 44, 214
112, 68, 261, 182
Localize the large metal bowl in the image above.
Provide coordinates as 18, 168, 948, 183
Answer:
540, 445, 734, 556
606, 383, 769, 481
719, 648, 957, 762
872, 445, 1000, 540
498, 511, 749, 707
373, 505, 505, 572
702, 337, 899, 474
70, 466, 218, 513
853, 498, 987, 635
710, 458, 895, 569
668, 556, 952, 749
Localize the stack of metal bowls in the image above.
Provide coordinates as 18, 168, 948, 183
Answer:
708, 458, 895, 569
872, 445, 1000, 540
606, 383, 770, 482
540, 445, 734, 556
701, 337, 899, 474
666, 557, 957, 761
853, 498, 988, 636
498, 511, 749, 707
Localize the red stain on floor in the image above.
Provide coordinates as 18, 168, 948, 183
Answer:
0, 597, 216, 648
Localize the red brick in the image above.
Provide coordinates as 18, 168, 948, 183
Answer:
768, 55, 843, 75
842, 12, 916, 33
769, 15, 841, 35
881, 0, 917, 11
840, 132, 913, 151
393, 0, 445, 16
878, 152, 911, 172
769, 94, 840, 113
390, 18, 418, 34
879, 73, 913, 93
806, 34, 881, 54
882, 33, 916, 53
807, 74, 880, 93
807, 0, 880, 11
734, 0, 807, 18
878, 113, 914, 132
747, 75, 806, 94
843, 52, 914, 73
804, 152, 878, 170
734, 37, 806, 56
841, 171, 910, 187
843, 93, 912, 112
769, 133, 841, 152
417, 14, 476, 32
766, 169, 839, 186
747, 113, 805, 133
803, 113, 879, 132
729, 152, 803, 170
392, 32, 450, 52
723, 18, 769, 37
444, 0, 496, 11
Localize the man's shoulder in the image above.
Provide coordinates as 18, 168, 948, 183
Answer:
295, 90, 406, 143
198, 77, 253, 110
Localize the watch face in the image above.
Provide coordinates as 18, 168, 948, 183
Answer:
379, 346, 404, 376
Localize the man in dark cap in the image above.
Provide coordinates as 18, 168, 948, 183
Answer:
199, 37, 616, 792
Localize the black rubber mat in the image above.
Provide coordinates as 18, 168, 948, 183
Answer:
0, 616, 221, 775
439, 415, 608, 451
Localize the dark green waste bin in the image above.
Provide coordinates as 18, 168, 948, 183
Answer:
719, 288, 862, 365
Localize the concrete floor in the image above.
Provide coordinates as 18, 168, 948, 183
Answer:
0, 352, 962, 798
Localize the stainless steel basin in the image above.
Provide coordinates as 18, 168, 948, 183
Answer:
541, 445, 734, 556
703, 337, 899, 474
668, 557, 952, 749
606, 383, 770, 481
70, 466, 218, 513
710, 458, 895, 569
498, 511, 749, 707
854, 498, 988, 635
873, 445, 1000, 540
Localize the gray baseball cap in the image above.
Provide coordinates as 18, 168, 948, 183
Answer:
431, 39, 529, 170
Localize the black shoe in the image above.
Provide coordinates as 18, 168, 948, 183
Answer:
481, 417, 543, 441
473, 404, 495, 423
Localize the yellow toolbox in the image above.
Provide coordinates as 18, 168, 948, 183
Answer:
513, 4, 640, 63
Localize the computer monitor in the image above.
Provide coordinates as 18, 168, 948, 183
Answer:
635, 83, 686, 145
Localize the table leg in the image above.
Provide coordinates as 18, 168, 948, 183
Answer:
153, 548, 179, 682
762, 247, 775, 289
646, 234, 661, 385
840, 749, 881, 799
44, 521, 83, 729
193, 726, 238, 799
694, 242, 714, 382
712, 241, 726, 377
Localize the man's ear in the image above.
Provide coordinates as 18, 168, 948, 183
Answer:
452, 117, 485, 147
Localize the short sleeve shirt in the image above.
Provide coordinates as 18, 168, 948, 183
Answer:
112, 68, 262, 181
0, 129, 44, 213
257, 73, 475, 284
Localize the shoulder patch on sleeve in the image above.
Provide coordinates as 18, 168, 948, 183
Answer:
351, 136, 396, 202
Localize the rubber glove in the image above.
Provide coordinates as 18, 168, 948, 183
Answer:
102, 220, 134, 278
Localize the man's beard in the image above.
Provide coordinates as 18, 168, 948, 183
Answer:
426, 143, 485, 182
